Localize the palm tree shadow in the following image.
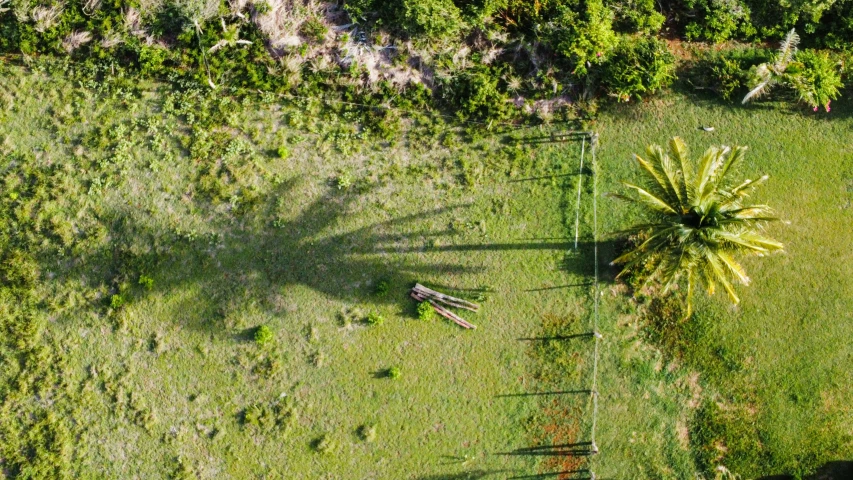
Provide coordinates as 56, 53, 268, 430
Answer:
48, 177, 486, 334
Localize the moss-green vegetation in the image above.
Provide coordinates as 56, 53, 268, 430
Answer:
591, 94, 853, 479
1, 54, 851, 479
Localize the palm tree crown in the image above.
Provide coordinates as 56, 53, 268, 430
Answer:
611, 137, 784, 315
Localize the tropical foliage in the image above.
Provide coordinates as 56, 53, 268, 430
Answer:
742, 29, 844, 111
612, 137, 783, 315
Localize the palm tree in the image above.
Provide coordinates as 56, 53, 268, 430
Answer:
611, 137, 783, 316
742, 28, 799, 104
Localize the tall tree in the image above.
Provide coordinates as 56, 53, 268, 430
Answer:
611, 137, 783, 315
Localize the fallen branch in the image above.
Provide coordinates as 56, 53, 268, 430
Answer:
410, 292, 476, 329
413, 284, 480, 312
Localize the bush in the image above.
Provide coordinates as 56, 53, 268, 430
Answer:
690, 47, 773, 101
398, 0, 465, 39
373, 279, 390, 297
138, 275, 155, 290
365, 313, 384, 326
610, 0, 665, 34
683, 0, 755, 43
601, 36, 676, 102
311, 434, 338, 454
254, 325, 274, 346
547, 0, 618, 76
790, 49, 844, 111
440, 68, 511, 122
417, 301, 435, 321
356, 423, 377, 442
110, 294, 126, 309
386, 366, 401, 379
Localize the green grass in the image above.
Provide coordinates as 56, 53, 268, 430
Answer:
589, 95, 853, 479
0, 62, 595, 478
2, 60, 852, 480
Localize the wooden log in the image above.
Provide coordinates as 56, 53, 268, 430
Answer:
412, 284, 480, 312
410, 292, 476, 329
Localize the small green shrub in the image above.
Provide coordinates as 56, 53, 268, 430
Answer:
365, 313, 384, 326
276, 146, 290, 159
791, 49, 844, 111
417, 301, 435, 321
373, 279, 390, 297
311, 433, 338, 454
440, 68, 512, 122
300, 17, 328, 43
110, 294, 126, 309
254, 325, 274, 346
398, 0, 465, 39
602, 36, 676, 102
241, 400, 297, 433
356, 423, 377, 442
386, 366, 401, 379
138, 275, 155, 290
335, 173, 353, 190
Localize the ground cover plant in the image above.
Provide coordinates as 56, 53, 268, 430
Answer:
589, 93, 853, 479
1, 48, 852, 479
0, 59, 599, 478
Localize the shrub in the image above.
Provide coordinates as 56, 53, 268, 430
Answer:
373, 279, 390, 297
690, 47, 773, 101
311, 434, 338, 454
356, 423, 377, 442
110, 294, 126, 309
790, 49, 844, 111
610, 0, 665, 34
547, 0, 618, 76
276, 146, 290, 159
138, 275, 155, 290
398, 0, 465, 39
386, 366, 401, 379
683, 0, 755, 43
417, 301, 435, 321
440, 68, 511, 121
601, 36, 676, 102
365, 313, 384, 326
254, 325, 274, 346
241, 400, 297, 432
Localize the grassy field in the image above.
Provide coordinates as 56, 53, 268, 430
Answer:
0, 59, 851, 480
588, 95, 853, 479
0, 61, 604, 479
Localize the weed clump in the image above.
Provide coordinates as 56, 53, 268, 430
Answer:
417, 301, 435, 321
373, 279, 390, 297
241, 399, 297, 433
311, 433, 338, 454
356, 424, 377, 442
254, 325, 274, 346
365, 313, 384, 326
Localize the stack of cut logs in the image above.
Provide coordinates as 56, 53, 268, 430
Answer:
410, 283, 480, 329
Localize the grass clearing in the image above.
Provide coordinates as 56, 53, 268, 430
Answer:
589, 95, 853, 479
1, 60, 851, 479
0, 62, 598, 478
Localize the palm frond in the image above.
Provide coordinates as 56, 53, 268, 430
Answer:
635, 151, 679, 207
742, 65, 775, 104
716, 145, 746, 185
669, 137, 694, 203
774, 28, 799, 73
621, 183, 679, 215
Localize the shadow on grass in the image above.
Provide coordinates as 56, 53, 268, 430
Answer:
497, 442, 597, 457
756, 460, 853, 480
48, 174, 614, 336
415, 470, 512, 480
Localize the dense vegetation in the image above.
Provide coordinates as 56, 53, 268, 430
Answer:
0, 0, 850, 121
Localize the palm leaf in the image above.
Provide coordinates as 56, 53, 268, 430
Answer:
621, 183, 679, 215
774, 28, 799, 73
669, 137, 694, 203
